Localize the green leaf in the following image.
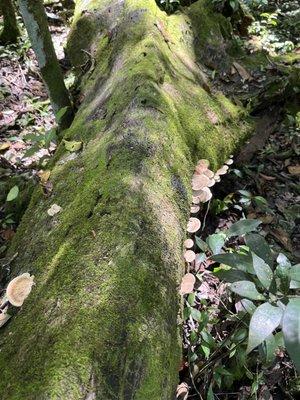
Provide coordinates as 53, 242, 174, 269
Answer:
282, 298, 300, 372
245, 233, 273, 267
289, 264, 300, 282
212, 252, 254, 274
230, 281, 265, 301
213, 266, 250, 283
252, 252, 273, 290
6, 185, 19, 202
63, 140, 82, 152
239, 298, 256, 315
190, 308, 201, 322
247, 303, 283, 353
226, 219, 261, 238
206, 233, 226, 254
261, 334, 277, 365
56, 106, 69, 123
195, 236, 208, 252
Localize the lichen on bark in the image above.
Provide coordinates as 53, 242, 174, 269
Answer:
0, 1, 251, 399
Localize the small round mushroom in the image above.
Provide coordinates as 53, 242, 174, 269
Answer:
184, 239, 194, 249
184, 250, 196, 263
6, 273, 34, 307
225, 158, 233, 165
215, 165, 229, 176
187, 217, 201, 233
198, 187, 212, 203
190, 205, 200, 214
192, 196, 200, 204
192, 174, 210, 191
214, 175, 221, 182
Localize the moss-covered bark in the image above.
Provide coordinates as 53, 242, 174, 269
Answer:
0, 1, 251, 398
18, 0, 73, 128
0, 0, 19, 44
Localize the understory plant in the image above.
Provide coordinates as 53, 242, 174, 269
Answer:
183, 218, 300, 396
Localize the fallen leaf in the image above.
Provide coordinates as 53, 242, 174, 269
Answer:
269, 228, 293, 252
180, 273, 196, 295
47, 204, 62, 216
233, 62, 252, 81
38, 170, 51, 183
259, 173, 276, 181
206, 110, 219, 125
0, 229, 15, 241
0, 142, 10, 151
288, 165, 300, 175
63, 140, 82, 152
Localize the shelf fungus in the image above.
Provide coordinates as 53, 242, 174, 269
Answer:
197, 187, 212, 203
184, 239, 194, 249
184, 250, 196, 263
192, 174, 210, 191
179, 273, 196, 295
187, 217, 201, 233
6, 273, 35, 307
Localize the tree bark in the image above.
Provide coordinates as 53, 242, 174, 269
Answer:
0, 0, 251, 398
18, 0, 73, 129
0, 0, 19, 44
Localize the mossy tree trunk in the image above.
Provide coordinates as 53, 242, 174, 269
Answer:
0, 0, 251, 399
0, 0, 20, 44
18, 0, 73, 128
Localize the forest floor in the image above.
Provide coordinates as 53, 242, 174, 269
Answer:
0, 1, 299, 399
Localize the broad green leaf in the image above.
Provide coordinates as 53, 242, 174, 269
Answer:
245, 233, 273, 267
289, 264, 300, 282
206, 233, 226, 254
226, 219, 261, 238
63, 139, 82, 152
212, 252, 255, 274
247, 303, 283, 353
290, 280, 300, 289
282, 298, 300, 372
188, 293, 196, 306
252, 252, 273, 290
6, 185, 19, 202
239, 298, 256, 314
56, 106, 69, 123
195, 236, 208, 252
261, 334, 277, 365
190, 308, 201, 322
230, 281, 265, 301
277, 253, 291, 268
213, 266, 250, 283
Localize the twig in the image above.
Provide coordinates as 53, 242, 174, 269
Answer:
201, 199, 211, 232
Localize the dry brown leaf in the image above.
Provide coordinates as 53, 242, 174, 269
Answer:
0, 142, 10, 151
179, 273, 196, 295
206, 110, 219, 125
38, 170, 51, 183
259, 173, 276, 181
233, 61, 252, 81
288, 165, 300, 175
270, 228, 293, 252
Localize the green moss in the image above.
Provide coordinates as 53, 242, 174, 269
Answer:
0, 0, 252, 399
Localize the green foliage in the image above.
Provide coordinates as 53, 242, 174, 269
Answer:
156, 0, 181, 13
213, 230, 300, 373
